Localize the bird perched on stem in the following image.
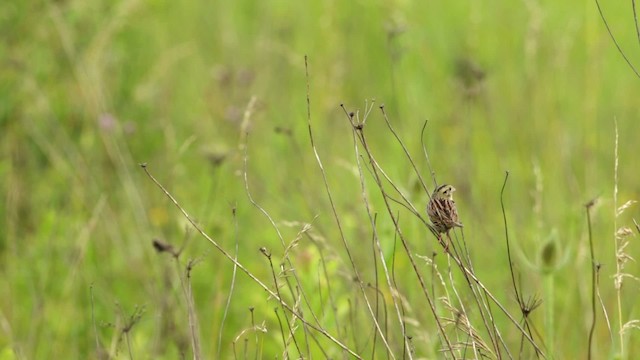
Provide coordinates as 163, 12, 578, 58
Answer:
427, 184, 463, 235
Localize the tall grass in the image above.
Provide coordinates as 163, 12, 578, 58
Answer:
2, 0, 640, 358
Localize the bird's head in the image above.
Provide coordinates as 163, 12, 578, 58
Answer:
433, 184, 456, 200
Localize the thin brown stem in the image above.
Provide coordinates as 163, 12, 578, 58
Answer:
420, 120, 438, 189
243, 136, 323, 331
304, 56, 395, 357
500, 172, 522, 306
354, 126, 456, 357
218, 206, 240, 358
633, 0, 640, 48
594, 0, 640, 78
262, 248, 302, 358
586, 199, 597, 360
351, 123, 410, 358
140, 164, 361, 358
379, 107, 430, 196
274, 308, 291, 360
183, 259, 202, 360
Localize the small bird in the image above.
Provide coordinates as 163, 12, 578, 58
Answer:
427, 184, 463, 235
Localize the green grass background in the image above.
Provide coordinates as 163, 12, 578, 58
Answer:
2, 0, 640, 358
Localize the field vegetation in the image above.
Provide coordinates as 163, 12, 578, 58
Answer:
2, 0, 640, 358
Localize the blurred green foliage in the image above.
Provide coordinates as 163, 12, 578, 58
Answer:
1, 0, 639, 358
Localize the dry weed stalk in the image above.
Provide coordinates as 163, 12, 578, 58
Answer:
611, 119, 639, 356
304, 56, 397, 357
141, 163, 360, 358
232, 308, 267, 360
218, 206, 240, 358
339, 99, 546, 358
151, 232, 202, 360
342, 102, 456, 358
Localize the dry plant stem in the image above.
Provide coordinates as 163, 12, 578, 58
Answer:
444, 232, 496, 341
280, 266, 311, 356
238, 96, 257, 151
420, 120, 438, 189
265, 249, 302, 358
368, 163, 424, 219
279, 274, 309, 358
378, 106, 502, 354
244, 134, 326, 358
181, 260, 202, 360
116, 304, 144, 360
108, 307, 123, 356
518, 300, 543, 360
371, 161, 502, 346
371, 218, 379, 359
446, 256, 480, 358
500, 171, 538, 355
367, 284, 391, 359
379, 107, 430, 195
125, 331, 133, 360
154, 234, 203, 359
304, 56, 395, 357
249, 308, 258, 360
232, 336, 239, 360
390, 218, 408, 360
140, 165, 361, 358
363, 114, 465, 262
362, 152, 434, 234
359, 106, 513, 356
468, 275, 506, 358
353, 127, 456, 358
274, 308, 291, 360
634, 0, 640, 47
596, 265, 613, 341
429, 252, 439, 313
458, 260, 544, 356
447, 231, 502, 354
243, 141, 323, 331
586, 201, 597, 360
90, 284, 100, 354
218, 207, 240, 358
612, 120, 623, 356
293, 285, 312, 358
305, 234, 343, 340
232, 318, 266, 360
500, 173, 523, 308
594, 0, 640, 78
500, 172, 540, 357
445, 234, 504, 358
612, 119, 625, 355
351, 126, 412, 358
451, 230, 475, 271
359, 149, 421, 217
447, 242, 505, 359
240, 94, 320, 342
352, 118, 543, 355
306, 329, 331, 359
347, 300, 356, 353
